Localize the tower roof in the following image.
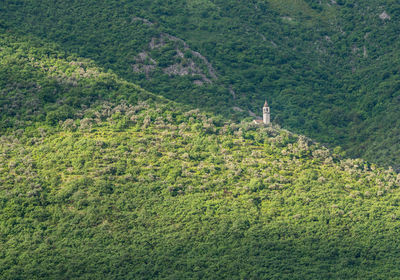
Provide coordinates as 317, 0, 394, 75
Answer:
263, 99, 268, 107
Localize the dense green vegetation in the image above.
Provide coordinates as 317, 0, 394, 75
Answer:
2, 101, 400, 279
2, 2, 400, 279
1, 0, 400, 169
0, 31, 165, 131
1, 29, 400, 279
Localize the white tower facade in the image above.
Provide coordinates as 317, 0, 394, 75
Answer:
263, 100, 270, 125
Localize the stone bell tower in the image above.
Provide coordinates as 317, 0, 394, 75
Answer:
263, 100, 270, 125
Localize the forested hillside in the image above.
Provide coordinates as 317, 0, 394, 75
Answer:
1, 0, 400, 169
1, 27, 400, 279
2, 1, 400, 279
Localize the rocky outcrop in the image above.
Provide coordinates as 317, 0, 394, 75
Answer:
132, 33, 218, 85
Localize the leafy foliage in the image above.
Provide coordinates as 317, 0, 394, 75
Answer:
1, 31, 400, 279
2, 101, 400, 279
1, 0, 400, 168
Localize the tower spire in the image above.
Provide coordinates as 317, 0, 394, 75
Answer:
263, 99, 270, 125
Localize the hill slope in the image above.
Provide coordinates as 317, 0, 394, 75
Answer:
1, 32, 400, 279
1, 0, 400, 169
